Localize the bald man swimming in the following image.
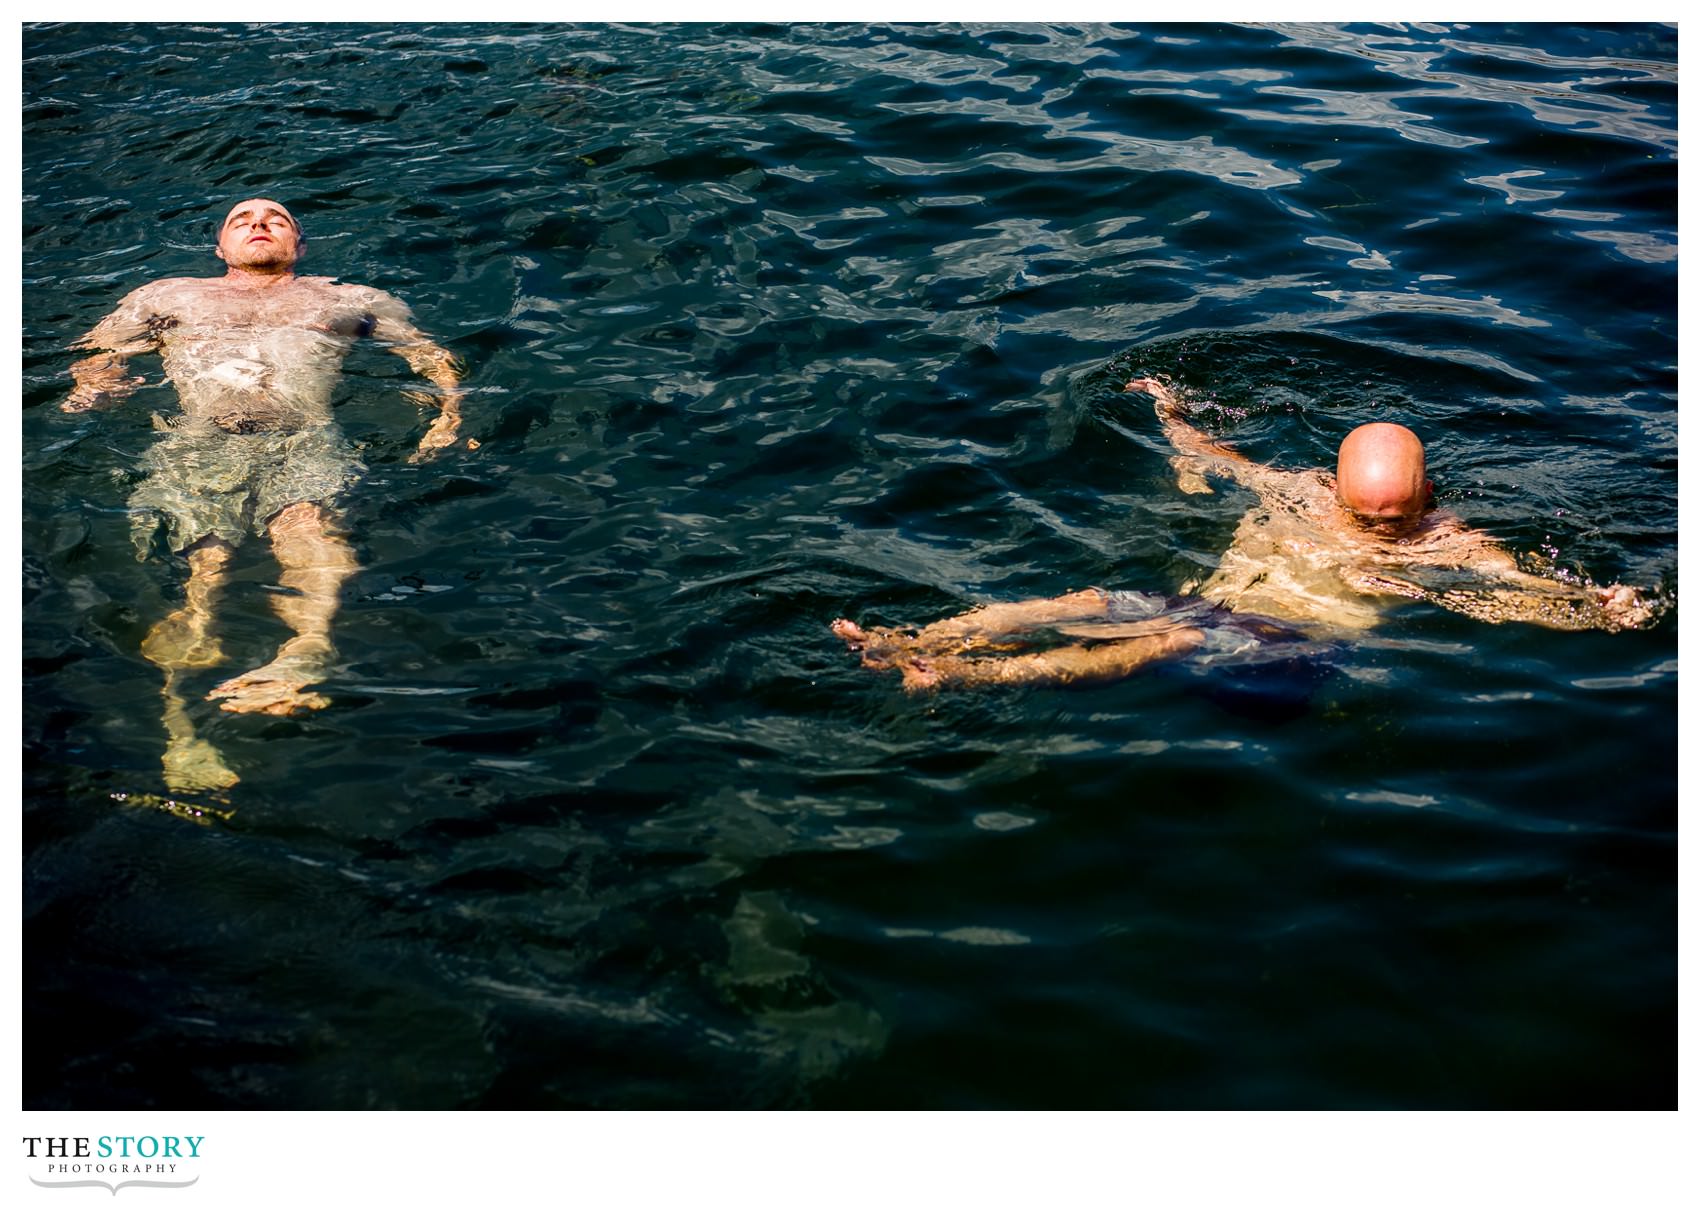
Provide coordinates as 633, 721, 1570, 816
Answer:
63, 197, 473, 789
832, 376, 1654, 691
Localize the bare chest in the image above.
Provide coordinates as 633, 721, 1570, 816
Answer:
153, 280, 373, 339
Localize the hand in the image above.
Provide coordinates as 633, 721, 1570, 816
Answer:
1170, 455, 1214, 495
1125, 374, 1189, 423
1597, 584, 1653, 631
62, 374, 143, 412
407, 421, 477, 464
832, 618, 944, 691
63, 353, 144, 412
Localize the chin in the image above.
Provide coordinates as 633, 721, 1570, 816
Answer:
233, 251, 294, 271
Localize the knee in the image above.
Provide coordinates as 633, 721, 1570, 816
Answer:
185, 538, 236, 576
267, 504, 358, 572
268, 501, 330, 536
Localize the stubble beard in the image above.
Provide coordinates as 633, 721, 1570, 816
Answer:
226, 241, 297, 274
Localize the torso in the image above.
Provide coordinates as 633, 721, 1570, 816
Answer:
137, 276, 392, 433
1191, 468, 1506, 631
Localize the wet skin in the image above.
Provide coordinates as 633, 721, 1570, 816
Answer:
833, 376, 1653, 692
65, 198, 470, 786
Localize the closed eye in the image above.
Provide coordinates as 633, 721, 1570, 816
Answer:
225, 209, 293, 230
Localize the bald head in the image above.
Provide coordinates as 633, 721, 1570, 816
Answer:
1336, 422, 1431, 520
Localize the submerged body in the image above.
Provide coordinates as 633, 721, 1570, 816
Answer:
1182, 464, 1642, 634
832, 375, 1651, 692
95, 275, 436, 555
65, 198, 468, 790
76, 271, 459, 444
1150, 377, 1647, 635
87, 274, 397, 429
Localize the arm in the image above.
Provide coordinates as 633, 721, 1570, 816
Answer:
1454, 585, 1650, 632
1125, 376, 1284, 497
63, 286, 159, 412
1429, 563, 1653, 633
1350, 531, 1656, 633
366, 292, 468, 462
1449, 532, 1654, 631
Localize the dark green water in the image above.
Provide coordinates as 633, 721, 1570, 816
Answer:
23, 22, 1675, 1108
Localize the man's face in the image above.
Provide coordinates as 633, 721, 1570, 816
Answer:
216, 199, 302, 271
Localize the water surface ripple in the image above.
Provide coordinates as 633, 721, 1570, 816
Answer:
23, 21, 1675, 1109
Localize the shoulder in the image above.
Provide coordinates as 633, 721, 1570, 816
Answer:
323, 279, 402, 303
115, 276, 201, 308
326, 280, 414, 319
1405, 510, 1515, 565
299, 276, 383, 304
1255, 463, 1322, 500
91, 276, 210, 328
1419, 509, 1487, 544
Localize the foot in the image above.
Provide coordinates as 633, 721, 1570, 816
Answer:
833, 619, 948, 691
141, 608, 226, 669
830, 617, 869, 647
831, 618, 916, 671
162, 736, 241, 792
208, 644, 332, 715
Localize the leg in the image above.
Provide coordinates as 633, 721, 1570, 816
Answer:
208, 501, 358, 716
140, 539, 242, 792
832, 588, 1112, 663
141, 539, 235, 670
907, 588, 1112, 649
160, 683, 241, 792
901, 628, 1206, 693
